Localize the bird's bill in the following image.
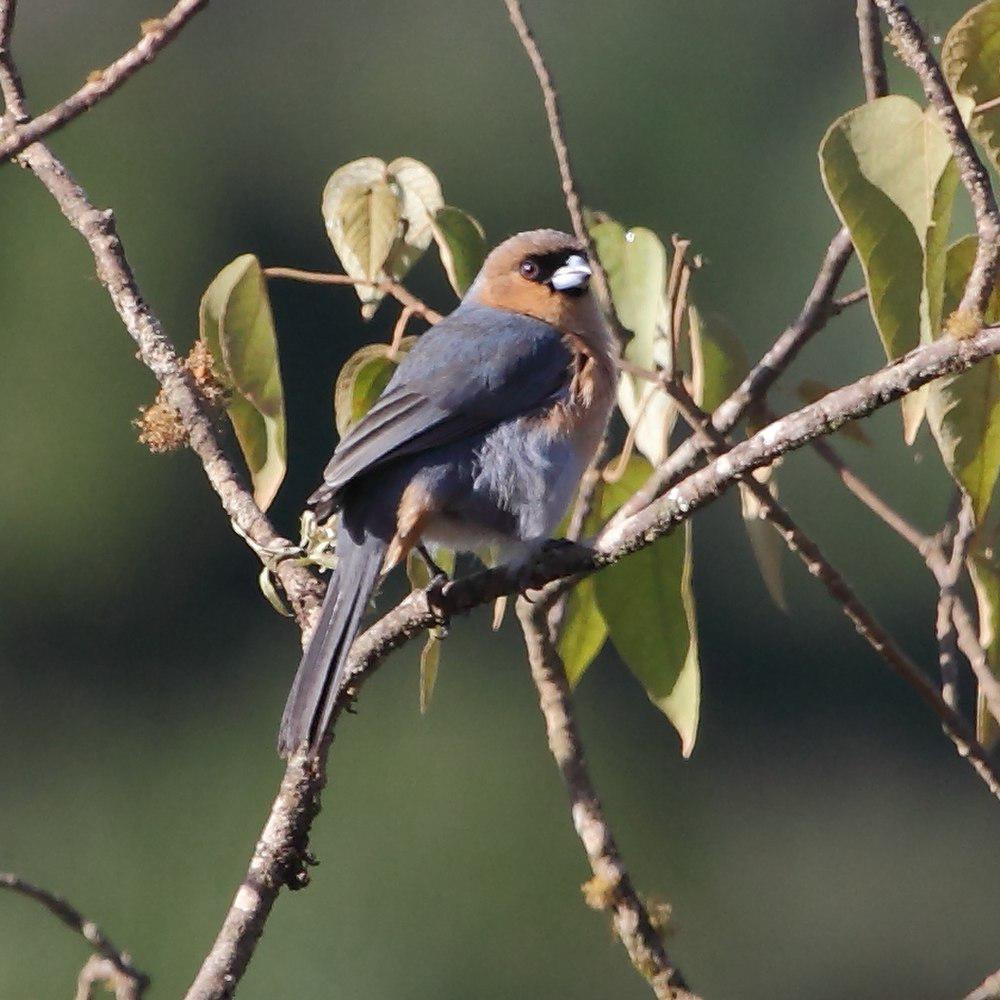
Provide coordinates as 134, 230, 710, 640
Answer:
549, 254, 592, 291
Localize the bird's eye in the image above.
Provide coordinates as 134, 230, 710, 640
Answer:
519, 258, 540, 281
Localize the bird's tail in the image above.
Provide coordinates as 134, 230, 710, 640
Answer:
277, 529, 386, 757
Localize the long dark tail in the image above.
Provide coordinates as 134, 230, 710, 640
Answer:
277, 529, 386, 757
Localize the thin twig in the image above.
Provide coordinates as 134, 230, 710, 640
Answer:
516, 600, 698, 1000
664, 380, 998, 797
856, 0, 890, 102
0, 873, 148, 998
0, 0, 208, 164
804, 433, 1000, 733
874, 0, 1000, 316
613, 228, 856, 523
616, 2, 888, 524
830, 286, 869, 315
263, 266, 443, 324
501, 0, 613, 315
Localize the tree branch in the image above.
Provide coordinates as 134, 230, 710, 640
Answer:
263, 266, 444, 324
0, 872, 148, 998
874, 0, 1000, 316
804, 434, 1000, 734
617, 3, 888, 524
516, 600, 698, 1000
856, 0, 889, 102
934, 495, 976, 708
0, 0, 208, 164
666, 380, 1000, 799
614, 228, 856, 522
501, 0, 613, 313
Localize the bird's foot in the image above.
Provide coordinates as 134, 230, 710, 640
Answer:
417, 543, 450, 582
513, 537, 590, 599
425, 571, 451, 638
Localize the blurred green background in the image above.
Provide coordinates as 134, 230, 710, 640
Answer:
2, 1, 998, 998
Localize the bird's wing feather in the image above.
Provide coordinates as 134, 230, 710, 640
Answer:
309, 305, 573, 508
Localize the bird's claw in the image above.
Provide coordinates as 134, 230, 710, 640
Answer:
426, 572, 451, 636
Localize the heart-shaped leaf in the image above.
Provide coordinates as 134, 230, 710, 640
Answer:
199, 254, 286, 510
820, 96, 959, 442
432, 205, 487, 296
590, 216, 676, 465
322, 157, 444, 319
926, 236, 1000, 521
589, 217, 668, 368
595, 456, 700, 755
943, 1, 1000, 176
334, 337, 416, 437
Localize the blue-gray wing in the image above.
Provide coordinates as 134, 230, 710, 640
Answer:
308, 303, 573, 513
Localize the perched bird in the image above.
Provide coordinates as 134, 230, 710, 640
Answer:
278, 229, 617, 757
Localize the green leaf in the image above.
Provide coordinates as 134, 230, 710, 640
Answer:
588, 218, 668, 368
558, 576, 608, 687
739, 466, 787, 613
589, 216, 675, 465
689, 306, 748, 414
431, 206, 487, 296
926, 236, 1000, 521
943, 1, 1000, 177
406, 547, 455, 714
419, 635, 441, 714
333, 337, 416, 437
322, 157, 444, 319
616, 372, 677, 467
594, 457, 700, 755
969, 553, 1000, 750
383, 157, 444, 294
819, 96, 960, 443
199, 254, 286, 510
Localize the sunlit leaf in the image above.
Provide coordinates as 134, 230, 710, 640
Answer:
926, 236, 1000, 521
739, 465, 787, 613
199, 254, 286, 510
616, 373, 677, 467
820, 96, 959, 442
322, 158, 402, 319
322, 156, 444, 319
588, 218, 668, 368
589, 215, 675, 465
432, 206, 487, 296
969, 553, 1000, 750
385, 157, 445, 284
594, 456, 700, 755
943, 1, 1000, 176
333, 337, 416, 437
796, 380, 872, 446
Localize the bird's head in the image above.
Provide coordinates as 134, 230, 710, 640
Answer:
465, 229, 613, 353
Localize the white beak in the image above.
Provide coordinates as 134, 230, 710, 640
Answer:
549, 254, 591, 291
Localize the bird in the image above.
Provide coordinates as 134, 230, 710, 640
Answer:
277, 229, 617, 757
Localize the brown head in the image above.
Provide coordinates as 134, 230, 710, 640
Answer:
465, 229, 614, 355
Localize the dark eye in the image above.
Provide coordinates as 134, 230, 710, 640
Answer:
519, 258, 540, 281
